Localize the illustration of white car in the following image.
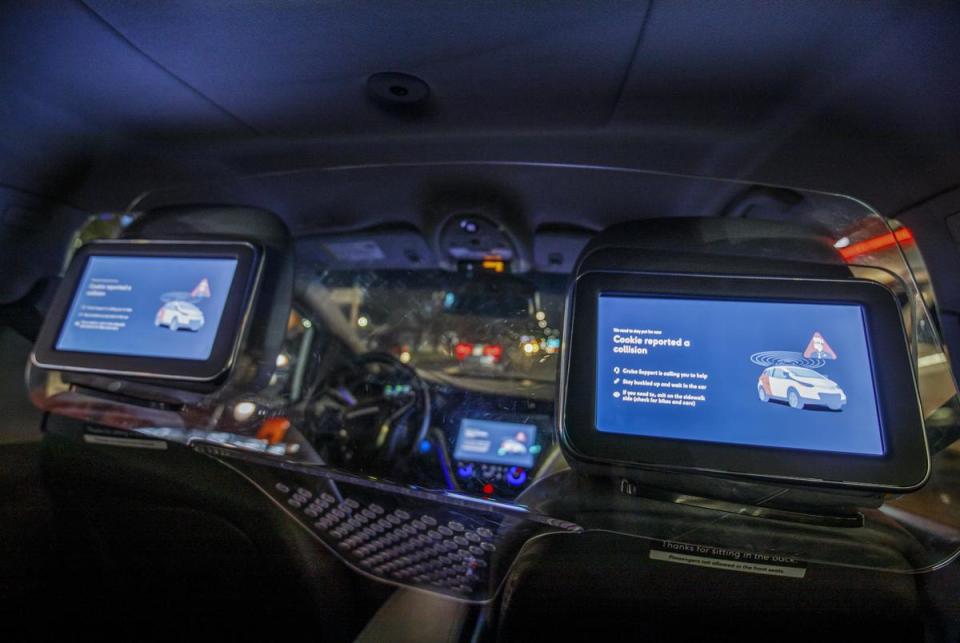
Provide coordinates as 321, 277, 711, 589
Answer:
757, 365, 846, 411
155, 300, 205, 332
497, 438, 528, 457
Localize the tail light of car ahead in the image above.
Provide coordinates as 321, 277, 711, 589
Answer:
454, 342, 474, 361
482, 344, 503, 363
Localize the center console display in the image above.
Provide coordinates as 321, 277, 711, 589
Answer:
560, 271, 929, 492
454, 418, 538, 468
446, 407, 550, 497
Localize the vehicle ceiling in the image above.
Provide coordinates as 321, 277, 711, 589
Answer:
2, 1, 959, 227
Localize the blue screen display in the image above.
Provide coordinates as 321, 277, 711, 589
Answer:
56, 256, 238, 361
453, 418, 538, 468
595, 295, 884, 456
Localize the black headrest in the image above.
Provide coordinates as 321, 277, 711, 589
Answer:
577, 217, 849, 279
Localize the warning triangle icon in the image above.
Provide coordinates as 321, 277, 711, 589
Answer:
803, 332, 837, 360
191, 278, 211, 299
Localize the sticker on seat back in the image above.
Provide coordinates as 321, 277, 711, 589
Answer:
649, 541, 807, 578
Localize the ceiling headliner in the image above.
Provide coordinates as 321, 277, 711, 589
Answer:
2, 0, 959, 221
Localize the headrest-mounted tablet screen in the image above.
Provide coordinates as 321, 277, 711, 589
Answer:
560, 271, 930, 492
596, 295, 883, 455
33, 241, 261, 382
56, 255, 239, 361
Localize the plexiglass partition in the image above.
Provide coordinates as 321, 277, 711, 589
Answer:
27, 163, 960, 600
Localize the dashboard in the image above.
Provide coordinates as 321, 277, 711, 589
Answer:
270, 269, 566, 500
303, 354, 555, 500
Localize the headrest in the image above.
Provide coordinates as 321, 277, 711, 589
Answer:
577, 217, 849, 279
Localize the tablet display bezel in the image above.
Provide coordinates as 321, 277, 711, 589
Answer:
559, 271, 929, 491
32, 240, 261, 382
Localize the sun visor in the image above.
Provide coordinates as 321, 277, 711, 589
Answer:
297, 226, 435, 271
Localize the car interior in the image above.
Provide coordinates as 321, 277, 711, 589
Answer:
3, 2, 960, 641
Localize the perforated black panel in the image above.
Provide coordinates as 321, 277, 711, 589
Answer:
200, 445, 581, 602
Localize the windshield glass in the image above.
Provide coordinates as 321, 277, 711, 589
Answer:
308, 270, 567, 384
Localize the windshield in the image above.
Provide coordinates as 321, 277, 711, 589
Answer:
307, 270, 567, 383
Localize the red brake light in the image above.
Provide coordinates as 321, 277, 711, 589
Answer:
454, 342, 473, 361
482, 344, 503, 362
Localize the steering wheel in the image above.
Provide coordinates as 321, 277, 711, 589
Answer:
320, 352, 431, 467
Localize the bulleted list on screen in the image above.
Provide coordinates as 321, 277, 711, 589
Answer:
71, 278, 135, 331
607, 327, 710, 409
